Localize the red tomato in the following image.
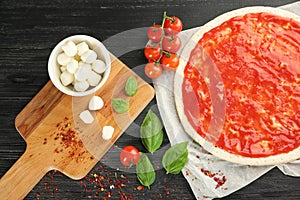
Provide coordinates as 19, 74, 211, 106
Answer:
162, 35, 181, 53
144, 62, 163, 79
144, 45, 161, 61
147, 24, 163, 43
160, 53, 180, 70
120, 146, 140, 167
163, 16, 183, 35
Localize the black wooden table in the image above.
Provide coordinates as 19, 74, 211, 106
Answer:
1, 0, 300, 199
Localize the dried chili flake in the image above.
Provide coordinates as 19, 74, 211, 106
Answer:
137, 185, 144, 191
185, 170, 191, 176
54, 148, 60, 153
50, 118, 87, 163
200, 168, 227, 189
78, 165, 136, 199
36, 192, 40, 198
120, 174, 126, 179
214, 176, 227, 189
200, 168, 215, 177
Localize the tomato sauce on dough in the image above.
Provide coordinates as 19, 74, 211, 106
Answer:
182, 13, 300, 157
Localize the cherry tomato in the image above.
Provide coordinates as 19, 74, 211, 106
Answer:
162, 35, 181, 53
144, 45, 161, 61
144, 62, 163, 78
120, 146, 140, 167
163, 16, 183, 35
160, 53, 180, 70
147, 24, 163, 43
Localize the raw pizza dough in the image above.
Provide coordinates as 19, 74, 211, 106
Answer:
174, 6, 300, 165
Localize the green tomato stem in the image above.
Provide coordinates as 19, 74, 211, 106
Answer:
156, 11, 168, 62
162, 51, 171, 57
161, 11, 167, 29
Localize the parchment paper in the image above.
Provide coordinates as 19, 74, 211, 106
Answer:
153, 2, 300, 199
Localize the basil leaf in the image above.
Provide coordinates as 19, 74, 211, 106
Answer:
125, 76, 138, 96
136, 153, 156, 189
142, 129, 163, 154
140, 109, 163, 154
112, 98, 129, 113
162, 141, 189, 174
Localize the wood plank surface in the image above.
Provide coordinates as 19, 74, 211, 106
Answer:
0, 54, 154, 199
1, 0, 300, 199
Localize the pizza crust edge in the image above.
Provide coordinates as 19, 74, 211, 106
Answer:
174, 6, 300, 166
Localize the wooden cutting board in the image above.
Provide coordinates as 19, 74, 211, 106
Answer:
0, 54, 155, 200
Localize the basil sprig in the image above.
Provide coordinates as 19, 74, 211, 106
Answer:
112, 98, 129, 113
140, 109, 163, 154
136, 153, 156, 189
162, 141, 189, 174
125, 76, 138, 96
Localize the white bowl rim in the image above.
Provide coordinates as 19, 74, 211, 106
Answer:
48, 34, 111, 97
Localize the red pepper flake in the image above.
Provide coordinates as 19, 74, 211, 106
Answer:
200, 168, 227, 189
214, 175, 227, 189
200, 168, 215, 177
54, 148, 60, 153
50, 118, 87, 163
78, 165, 136, 200
43, 138, 47, 145
137, 185, 144, 191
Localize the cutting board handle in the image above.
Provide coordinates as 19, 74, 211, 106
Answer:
0, 147, 49, 200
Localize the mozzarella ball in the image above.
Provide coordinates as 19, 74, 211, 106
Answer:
62, 41, 77, 57
60, 71, 74, 86
102, 126, 114, 140
79, 110, 94, 124
87, 71, 102, 86
77, 42, 89, 56
57, 52, 72, 66
81, 50, 97, 64
92, 59, 106, 74
66, 59, 79, 74
75, 63, 92, 82
74, 80, 89, 92
89, 96, 104, 111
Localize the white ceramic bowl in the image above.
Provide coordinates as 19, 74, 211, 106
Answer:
48, 35, 111, 96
